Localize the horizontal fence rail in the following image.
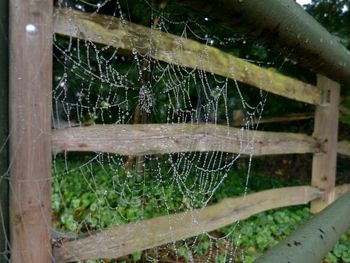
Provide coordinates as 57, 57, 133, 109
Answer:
53, 186, 322, 262
233, 112, 314, 126
335, 184, 350, 199
53, 8, 322, 105
174, 0, 350, 87
338, 140, 350, 157
52, 124, 322, 156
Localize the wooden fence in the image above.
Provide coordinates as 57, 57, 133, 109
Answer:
8, 5, 350, 263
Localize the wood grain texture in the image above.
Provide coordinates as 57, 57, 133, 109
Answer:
9, 0, 53, 262
311, 75, 340, 213
233, 111, 314, 126
52, 124, 321, 156
53, 186, 322, 262
0, 0, 9, 260
53, 8, 322, 105
174, 0, 350, 88
335, 184, 350, 200
338, 140, 350, 156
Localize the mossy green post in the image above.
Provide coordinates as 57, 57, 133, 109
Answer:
0, 0, 9, 262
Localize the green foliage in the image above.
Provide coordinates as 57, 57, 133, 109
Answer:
326, 233, 350, 263
306, 0, 350, 49
52, 158, 350, 262
216, 206, 310, 262
52, 160, 140, 231
340, 114, 350, 126
340, 100, 350, 126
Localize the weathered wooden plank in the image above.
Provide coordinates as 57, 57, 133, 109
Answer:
335, 184, 350, 200
338, 140, 350, 157
53, 186, 322, 262
53, 8, 322, 105
9, 0, 53, 262
174, 0, 350, 88
0, 0, 9, 261
311, 75, 340, 213
52, 124, 321, 156
233, 110, 314, 126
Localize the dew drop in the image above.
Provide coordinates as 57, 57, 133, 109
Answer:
26, 24, 38, 36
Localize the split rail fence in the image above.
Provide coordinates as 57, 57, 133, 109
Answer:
7, 3, 350, 263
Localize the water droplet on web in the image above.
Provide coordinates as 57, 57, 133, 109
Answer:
50, 6, 269, 260
75, 4, 84, 11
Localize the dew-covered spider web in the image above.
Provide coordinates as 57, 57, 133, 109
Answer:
50, 1, 272, 262
1, 0, 281, 262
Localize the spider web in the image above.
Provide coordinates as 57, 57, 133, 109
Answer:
1, 0, 272, 262
51, 1, 270, 262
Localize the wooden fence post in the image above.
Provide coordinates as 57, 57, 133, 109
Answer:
0, 0, 9, 262
311, 75, 340, 213
9, 0, 53, 262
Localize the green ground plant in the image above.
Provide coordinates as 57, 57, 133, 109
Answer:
52, 157, 350, 262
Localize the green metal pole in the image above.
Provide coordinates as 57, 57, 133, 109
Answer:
0, 0, 9, 262
255, 191, 350, 263
175, 0, 350, 87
